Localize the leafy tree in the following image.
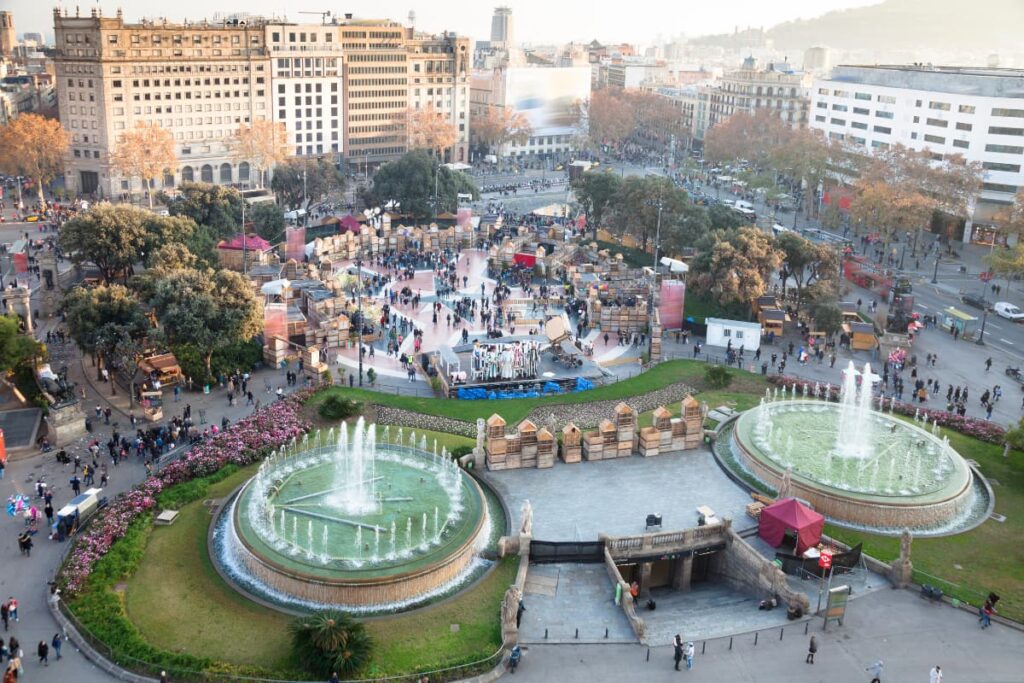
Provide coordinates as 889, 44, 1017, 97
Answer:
660, 203, 711, 255
148, 243, 200, 271
571, 171, 622, 239
59, 204, 150, 284
587, 88, 636, 149
470, 105, 532, 157
61, 284, 149, 373
160, 182, 243, 237
811, 301, 844, 336
247, 202, 286, 243
691, 227, 781, 308
1005, 418, 1024, 452
704, 109, 791, 170
986, 243, 1024, 292
109, 122, 177, 208
145, 266, 263, 377
608, 175, 690, 252
406, 104, 458, 159
0, 315, 44, 375
849, 179, 932, 265
704, 365, 733, 389
183, 224, 220, 269
229, 120, 290, 188
363, 150, 478, 218
631, 90, 687, 149
0, 113, 70, 207
776, 232, 839, 313
707, 203, 746, 231
141, 214, 198, 265
289, 611, 372, 677
271, 157, 346, 210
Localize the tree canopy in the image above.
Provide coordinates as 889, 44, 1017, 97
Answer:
61, 284, 150, 363
248, 201, 287, 243
0, 113, 71, 207
571, 171, 622, 237
363, 150, 478, 218
470, 105, 532, 156
776, 231, 839, 313
406, 104, 458, 159
0, 315, 44, 375
608, 175, 690, 252
690, 227, 782, 308
144, 265, 263, 377
230, 120, 290, 188
587, 88, 637, 149
109, 122, 177, 207
160, 182, 243, 237
271, 157, 346, 210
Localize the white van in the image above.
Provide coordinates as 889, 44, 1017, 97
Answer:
734, 200, 754, 212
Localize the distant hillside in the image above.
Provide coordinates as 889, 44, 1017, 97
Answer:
765, 0, 1023, 52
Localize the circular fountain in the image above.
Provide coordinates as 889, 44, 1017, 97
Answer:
718, 362, 991, 534
215, 418, 491, 611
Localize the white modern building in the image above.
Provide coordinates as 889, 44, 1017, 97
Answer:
810, 65, 1024, 244
705, 318, 762, 352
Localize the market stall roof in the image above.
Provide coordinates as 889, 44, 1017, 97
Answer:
531, 203, 570, 217
218, 233, 273, 251
138, 353, 182, 376
260, 279, 291, 296
659, 256, 689, 273
758, 498, 824, 555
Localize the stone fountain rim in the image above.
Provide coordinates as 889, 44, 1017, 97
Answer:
234, 455, 487, 584
209, 471, 509, 618
738, 399, 973, 504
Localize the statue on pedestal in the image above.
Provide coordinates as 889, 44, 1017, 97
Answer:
520, 499, 533, 536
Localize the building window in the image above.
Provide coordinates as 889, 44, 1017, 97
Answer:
985, 144, 1024, 154
854, 92, 872, 100
219, 163, 232, 183
201, 164, 213, 182
877, 95, 896, 104
815, 115, 826, 123
958, 104, 976, 114
853, 107, 869, 115
239, 162, 250, 181
982, 182, 1019, 194
956, 122, 973, 131
871, 140, 890, 149
992, 108, 1024, 118
816, 101, 827, 109
876, 110, 894, 119
923, 134, 945, 144
873, 125, 892, 134
831, 104, 848, 112
851, 121, 868, 130
953, 140, 969, 149
983, 161, 1022, 173
830, 118, 846, 126
181, 166, 194, 182
926, 118, 949, 128
990, 126, 1024, 136
929, 101, 951, 111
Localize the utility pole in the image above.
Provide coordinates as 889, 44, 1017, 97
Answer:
241, 200, 247, 275
357, 252, 364, 386
302, 165, 308, 227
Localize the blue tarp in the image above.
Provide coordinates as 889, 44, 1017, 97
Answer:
457, 377, 594, 400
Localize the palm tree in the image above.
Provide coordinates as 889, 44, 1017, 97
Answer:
289, 611, 373, 677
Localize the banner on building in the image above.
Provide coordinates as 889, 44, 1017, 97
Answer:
285, 226, 306, 262
264, 303, 288, 343
659, 280, 686, 330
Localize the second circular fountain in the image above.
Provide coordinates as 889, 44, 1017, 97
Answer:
218, 418, 490, 610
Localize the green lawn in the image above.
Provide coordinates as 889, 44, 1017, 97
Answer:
125, 462, 514, 679
682, 293, 751, 324
313, 360, 717, 425
826, 429, 1024, 623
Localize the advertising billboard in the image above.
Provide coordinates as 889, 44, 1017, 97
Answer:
504, 66, 590, 137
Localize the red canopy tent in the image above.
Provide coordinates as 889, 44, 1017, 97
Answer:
757, 498, 824, 555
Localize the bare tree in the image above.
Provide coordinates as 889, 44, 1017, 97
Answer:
229, 119, 290, 188
406, 104, 458, 160
109, 122, 177, 208
0, 113, 70, 208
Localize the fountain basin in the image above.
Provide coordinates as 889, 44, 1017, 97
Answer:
222, 443, 488, 609
727, 400, 979, 531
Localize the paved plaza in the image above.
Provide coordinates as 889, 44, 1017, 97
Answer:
512, 588, 1024, 683
484, 448, 756, 542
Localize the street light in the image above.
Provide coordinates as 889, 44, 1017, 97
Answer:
931, 254, 940, 284
976, 307, 989, 346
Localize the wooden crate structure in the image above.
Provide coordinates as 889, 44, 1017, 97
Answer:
485, 415, 551, 471
536, 428, 555, 468
614, 402, 636, 458
561, 423, 582, 463
681, 395, 703, 449
485, 414, 509, 471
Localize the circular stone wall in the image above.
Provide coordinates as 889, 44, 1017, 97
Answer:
728, 400, 978, 531
222, 445, 488, 609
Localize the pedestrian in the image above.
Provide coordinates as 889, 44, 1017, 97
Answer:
329, 673, 340, 683
51, 633, 61, 661
806, 635, 817, 664
160, 670, 168, 683
867, 659, 884, 683
37, 640, 48, 666
930, 665, 942, 683
683, 640, 694, 670
979, 596, 996, 628
985, 357, 992, 371
0, 603, 7, 632
673, 634, 682, 671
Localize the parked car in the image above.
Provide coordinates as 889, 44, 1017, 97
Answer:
960, 292, 991, 311
994, 301, 1024, 321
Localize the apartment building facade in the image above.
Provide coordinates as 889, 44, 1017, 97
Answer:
809, 65, 1024, 244
53, 9, 469, 198
708, 59, 811, 130
53, 8, 271, 197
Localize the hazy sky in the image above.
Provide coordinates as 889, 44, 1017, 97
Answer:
11, 0, 882, 45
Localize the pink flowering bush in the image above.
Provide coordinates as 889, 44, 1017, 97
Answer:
766, 375, 1007, 444
59, 392, 311, 596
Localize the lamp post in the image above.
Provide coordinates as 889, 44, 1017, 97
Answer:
648, 190, 664, 358
931, 254, 940, 284
975, 307, 988, 346
356, 252, 364, 386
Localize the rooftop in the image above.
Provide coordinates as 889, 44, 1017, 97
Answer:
825, 65, 1024, 98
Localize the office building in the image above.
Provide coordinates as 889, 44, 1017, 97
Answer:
0, 12, 15, 59
490, 7, 514, 49
809, 65, 1024, 243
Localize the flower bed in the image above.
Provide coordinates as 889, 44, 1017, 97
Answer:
60, 393, 311, 597
766, 375, 1007, 444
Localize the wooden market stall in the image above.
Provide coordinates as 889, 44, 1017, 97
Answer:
845, 321, 878, 351
839, 302, 862, 324
758, 308, 789, 337
137, 353, 183, 388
